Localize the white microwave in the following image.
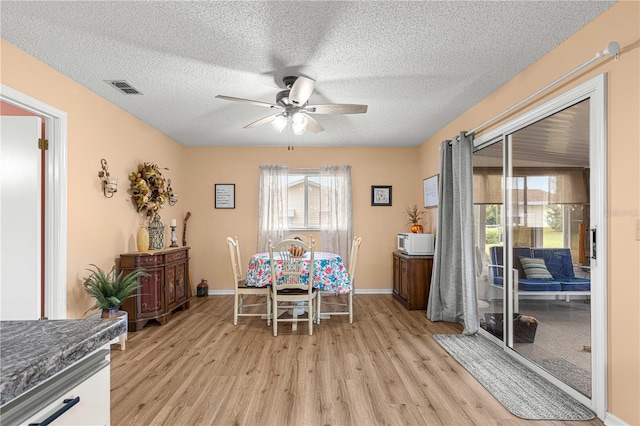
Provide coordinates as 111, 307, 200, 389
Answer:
398, 233, 434, 255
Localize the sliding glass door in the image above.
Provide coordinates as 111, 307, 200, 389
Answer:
472, 75, 607, 414
474, 141, 505, 343
507, 99, 592, 399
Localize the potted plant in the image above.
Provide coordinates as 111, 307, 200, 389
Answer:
405, 204, 425, 233
83, 264, 148, 318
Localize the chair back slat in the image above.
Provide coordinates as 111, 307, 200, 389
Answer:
226, 236, 244, 283
348, 236, 362, 283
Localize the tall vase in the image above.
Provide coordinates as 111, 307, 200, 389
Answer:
148, 214, 165, 250
136, 226, 149, 252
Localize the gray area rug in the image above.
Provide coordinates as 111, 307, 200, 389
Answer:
434, 334, 595, 420
538, 358, 592, 397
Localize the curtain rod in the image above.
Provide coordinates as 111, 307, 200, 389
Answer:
463, 41, 619, 138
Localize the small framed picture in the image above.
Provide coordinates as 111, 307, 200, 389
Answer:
423, 175, 439, 208
215, 184, 235, 209
371, 185, 392, 206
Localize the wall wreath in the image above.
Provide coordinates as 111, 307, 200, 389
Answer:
129, 162, 172, 217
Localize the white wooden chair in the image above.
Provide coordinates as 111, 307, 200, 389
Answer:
317, 236, 361, 324
226, 236, 271, 326
269, 238, 316, 336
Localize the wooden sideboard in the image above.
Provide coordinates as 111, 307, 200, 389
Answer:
392, 251, 433, 310
120, 247, 191, 331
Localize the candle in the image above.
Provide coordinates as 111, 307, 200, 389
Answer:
170, 218, 177, 227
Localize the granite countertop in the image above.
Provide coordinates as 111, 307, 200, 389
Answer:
0, 317, 126, 406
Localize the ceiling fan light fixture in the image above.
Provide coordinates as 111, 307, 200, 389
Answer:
291, 111, 307, 126
271, 114, 288, 132
291, 111, 308, 135
216, 75, 367, 135
292, 122, 307, 136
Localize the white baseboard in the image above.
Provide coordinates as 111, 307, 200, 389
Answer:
354, 289, 393, 295
206, 289, 393, 296
209, 290, 234, 295
605, 412, 629, 426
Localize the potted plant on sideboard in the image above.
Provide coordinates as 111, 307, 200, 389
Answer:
83, 264, 148, 318
405, 204, 425, 233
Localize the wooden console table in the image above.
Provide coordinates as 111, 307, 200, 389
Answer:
392, 251, 433, 310
120, 247, 191, 331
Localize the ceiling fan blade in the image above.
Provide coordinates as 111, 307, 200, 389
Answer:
307, 104, 368, 114
302, 113, 324, 133
289, 76, 315, 106
215, 95, 278, 109
243, 114, 279, 129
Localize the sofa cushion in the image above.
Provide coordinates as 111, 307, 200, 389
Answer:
531, 248, 576, 279
518, 279, 562, 291
489, 246, 532, 281
519, 257, 554, 279
556, 277, 591, 291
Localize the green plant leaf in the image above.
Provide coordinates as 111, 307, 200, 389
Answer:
82, 264, 148, 314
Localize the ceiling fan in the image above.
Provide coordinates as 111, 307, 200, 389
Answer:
215, 76, 367, 135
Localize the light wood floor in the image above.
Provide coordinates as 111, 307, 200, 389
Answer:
110, 295, 603, 426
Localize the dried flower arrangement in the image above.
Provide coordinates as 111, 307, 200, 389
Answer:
405, 204, 425, 225
129, 162, 172, 216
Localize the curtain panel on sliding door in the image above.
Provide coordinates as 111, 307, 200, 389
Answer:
427, 132, 479, 335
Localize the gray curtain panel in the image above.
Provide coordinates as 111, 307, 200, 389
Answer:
427, 132, 479, 335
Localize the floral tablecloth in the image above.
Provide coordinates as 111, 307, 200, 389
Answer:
245, 252, 351, 294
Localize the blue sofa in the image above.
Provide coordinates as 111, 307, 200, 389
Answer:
488, 246, 590, 310
489, 246, 562, 292
530, 248, 591, 291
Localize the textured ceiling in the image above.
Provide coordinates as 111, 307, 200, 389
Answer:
0, 1, 615, 147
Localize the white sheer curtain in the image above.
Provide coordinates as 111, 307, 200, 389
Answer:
257, 165, 288, 252
320, 165, 353, 262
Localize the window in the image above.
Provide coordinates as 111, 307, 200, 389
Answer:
287, 170, 320, 230
258, 164, 352, 257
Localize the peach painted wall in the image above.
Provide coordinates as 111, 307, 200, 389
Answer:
417, 2, 640, 423
1, 39, 188, 319
181, 146, 425, 294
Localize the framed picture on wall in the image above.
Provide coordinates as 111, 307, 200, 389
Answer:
371, 185, 392, 206
423, 175, 439, 208
215, 184, 235, 209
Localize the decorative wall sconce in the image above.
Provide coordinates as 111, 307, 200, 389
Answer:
167, 179, 178, 205
98, 158, 117, 198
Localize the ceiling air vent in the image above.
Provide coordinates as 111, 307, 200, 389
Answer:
105, 80, 143, 95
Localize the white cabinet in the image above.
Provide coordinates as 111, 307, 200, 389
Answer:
1, 345, 111, 426
21, 365, 110, 426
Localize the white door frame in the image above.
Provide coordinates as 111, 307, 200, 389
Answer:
474, 74, 607, 418
1, 84, 68, 319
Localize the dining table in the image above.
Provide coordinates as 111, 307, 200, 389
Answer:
245, 251, 352, 293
